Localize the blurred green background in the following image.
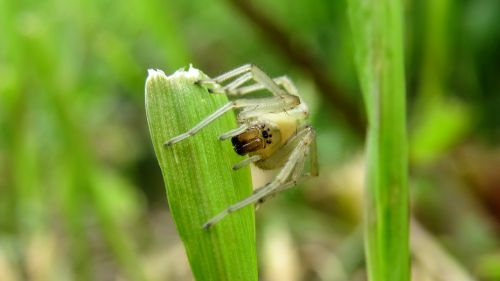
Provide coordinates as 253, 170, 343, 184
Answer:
1, 0, 499, 280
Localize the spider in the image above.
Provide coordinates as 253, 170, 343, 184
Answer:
164, 64, 318, 228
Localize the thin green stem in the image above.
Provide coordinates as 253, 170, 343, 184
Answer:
347, 0, 410, 280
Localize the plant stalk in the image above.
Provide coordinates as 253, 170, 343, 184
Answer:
347, 0, 410, 280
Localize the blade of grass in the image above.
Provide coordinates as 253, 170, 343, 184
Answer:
145, 67, 257, 281
347, 1, 410, 281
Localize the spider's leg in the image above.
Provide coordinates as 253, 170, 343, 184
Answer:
202, 126, 315, 228
273, 76, 299, 96
234, 76, 299, 97
164, 96, 299, 146
309, 133, 319, 177
237, 97, 306, 121
257, 136, 317, 205
164, 102, 233, 146
220, 72, 253, 93
235, 95, 301, 122
253, 125, 317, 209
198, 64, 288, 97
256, 174, 312, 206
218, 120, 266, 140
232, 155, 262, 170
197, 72, 253, 95
218, 124, 249, 140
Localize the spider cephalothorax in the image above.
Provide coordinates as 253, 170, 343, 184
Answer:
164, 64, 318, 228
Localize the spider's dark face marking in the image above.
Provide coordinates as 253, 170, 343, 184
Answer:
231, 127, 265, 155
232, 125, 275, 155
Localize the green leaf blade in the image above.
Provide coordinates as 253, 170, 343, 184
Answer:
145, 66, 257, 281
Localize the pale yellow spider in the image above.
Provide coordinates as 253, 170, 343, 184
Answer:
164, 64, 318, 228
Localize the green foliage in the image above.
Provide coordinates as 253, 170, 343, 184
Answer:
0, 0, 499, 279
145, 67, 257, 281
347, 0, 409, 280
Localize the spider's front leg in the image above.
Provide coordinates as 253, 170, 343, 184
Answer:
202, 126, 316, 229
163, 95, 300, 146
